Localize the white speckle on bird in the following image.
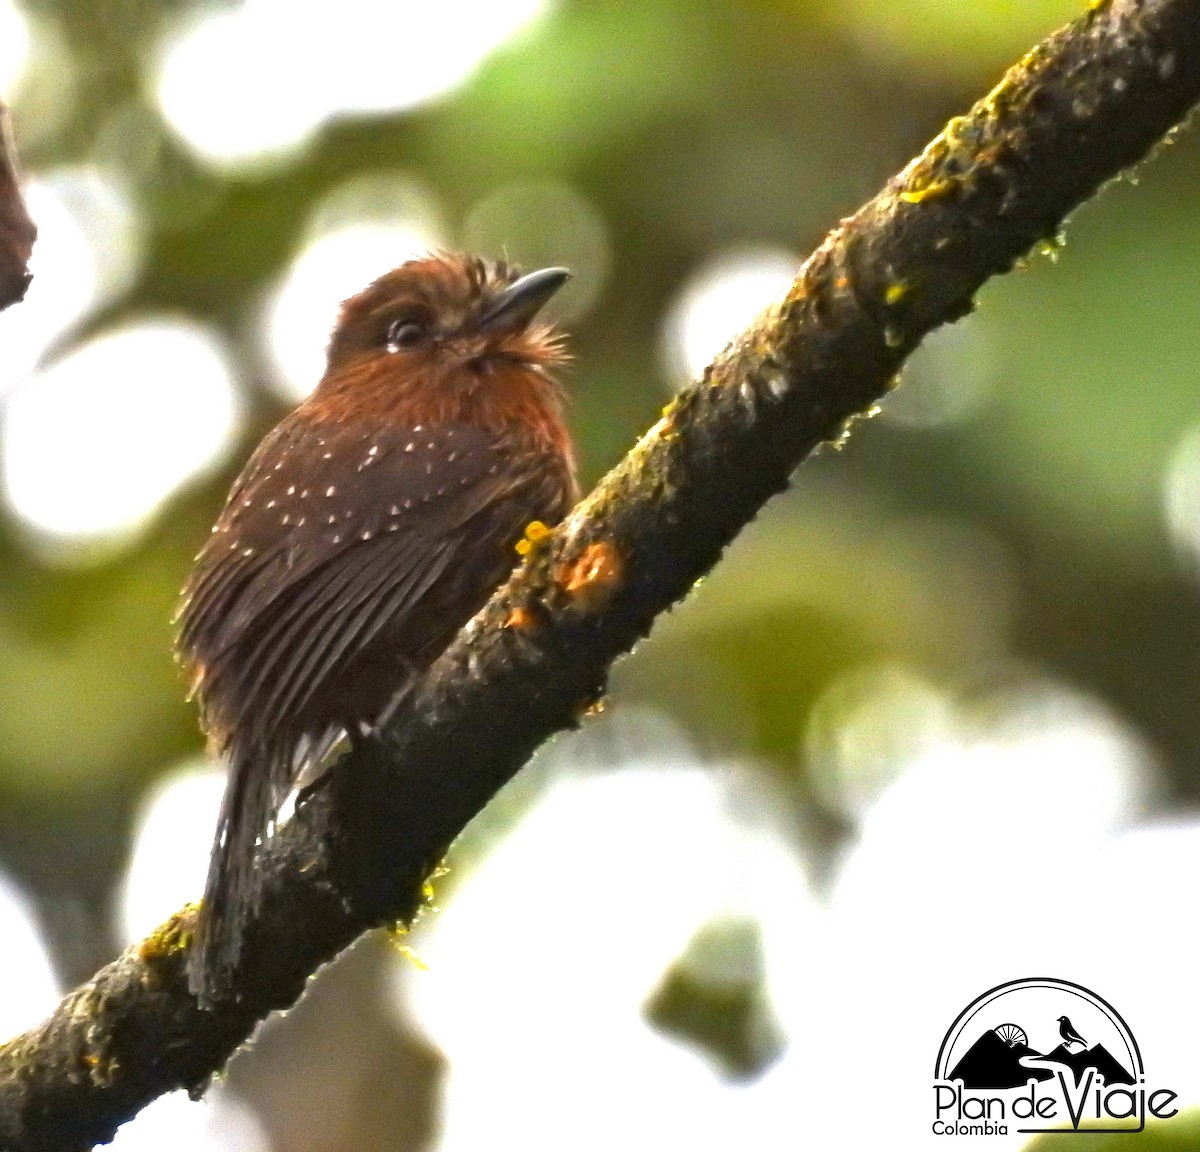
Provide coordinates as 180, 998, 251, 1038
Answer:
297, 516, 306, 527
328, 514, 337, 524
404, 442, 414, 452
301, 489, 309, 499
368, 445, 379, 456
488, 464, 498, 475
326, 485, 336, 497
436, 486, 447, 497
390, 505, 399, 516
274, 461, 284, 471
361, 530, 374, 541
210, 525, 218, 534
229, 542, 238, 551
266, 499, 277, 509
242, 498, 253, 507
287, 485, 296, 496
282, 514, 291, 525
404, 499, 414, 510
460, 475, 471, 486
332, 534, 341, 544
425, 462, 433, 474
413, 424, 424, 432
426, 441, 436, 450
447, 451, 458, 463
242, 547, 255, 557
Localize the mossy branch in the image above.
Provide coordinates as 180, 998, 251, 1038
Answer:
0, 102, 34, 312
2, 0, 1199, 1147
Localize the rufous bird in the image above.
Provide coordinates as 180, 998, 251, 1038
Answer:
177, 253, 577, 1003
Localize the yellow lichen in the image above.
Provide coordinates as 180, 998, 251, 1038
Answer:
899, 179, 956, 204
515, 519, 552, 556
394, 944, 429, 970
884, 280, 911, 305
136, 907, 194, 969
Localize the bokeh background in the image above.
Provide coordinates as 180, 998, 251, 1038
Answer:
0, 0, 1198, 1148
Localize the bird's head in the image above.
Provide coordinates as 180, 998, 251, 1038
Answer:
323, 252, 569, 381
307, 251, 574, 455
1057, 1016, 1067, 1023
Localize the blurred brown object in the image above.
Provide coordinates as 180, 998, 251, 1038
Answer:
0, 102, 34, 312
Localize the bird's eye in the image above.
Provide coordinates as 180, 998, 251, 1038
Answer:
386, 318, 427, 351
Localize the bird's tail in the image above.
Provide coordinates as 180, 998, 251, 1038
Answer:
188, 737, 282, 1006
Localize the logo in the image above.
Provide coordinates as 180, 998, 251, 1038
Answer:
932, 978, 1179, 1136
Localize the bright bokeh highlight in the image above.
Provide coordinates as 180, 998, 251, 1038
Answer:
1, 319, 241, 555
108, 1088, 269, 1152
0, 167, 140, 399
0, 0, 30, 95
660, 247, 798, 384
155, 0, 553, 169
805, 661, 954, 819
264, 177, 444, 401
116, 760, 224, 945
881, 313, 997, 428
0, 872, 58, 1043
1163, 424, 1200, 569
462, 181, 611, 322
399, 714, 819, 1151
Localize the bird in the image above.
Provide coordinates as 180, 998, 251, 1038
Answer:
176, 253, 578, 1004
1057, 1015, 1087, 1049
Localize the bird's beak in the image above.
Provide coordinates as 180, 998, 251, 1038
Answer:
478, 267, 570, 332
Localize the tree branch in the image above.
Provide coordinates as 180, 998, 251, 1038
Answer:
0, 101, 34, 312
2, 0, 1199, 1146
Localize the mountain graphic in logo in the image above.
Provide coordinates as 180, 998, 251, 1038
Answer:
950, 1023, 1134, 1089
949, 1025, 1054, 1089
1035, 1042, 1135, 1087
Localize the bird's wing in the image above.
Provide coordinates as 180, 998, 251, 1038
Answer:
178, 413, 573, 743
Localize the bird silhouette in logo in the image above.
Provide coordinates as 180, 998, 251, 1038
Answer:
1058, 1015, 1087, 1049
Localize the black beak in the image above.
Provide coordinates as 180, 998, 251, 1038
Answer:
478, 267, 570, 332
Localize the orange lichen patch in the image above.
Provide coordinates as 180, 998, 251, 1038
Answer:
504, 605, 538, 631
557, 540, 623, 611
515, 519, 552, 556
